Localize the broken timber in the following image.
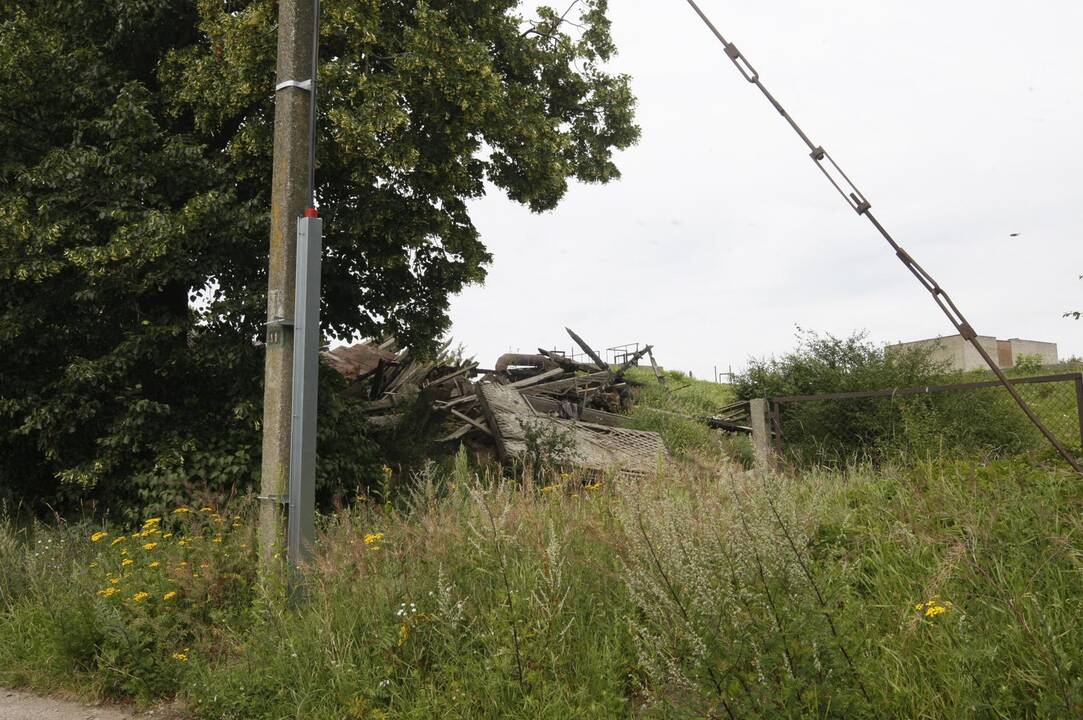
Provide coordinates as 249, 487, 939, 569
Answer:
325, 328, 754, 479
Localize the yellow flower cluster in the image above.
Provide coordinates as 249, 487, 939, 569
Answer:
914, 599, 954, 618
132, 591, 150, 603
171, 650, 189, 662
364, 532, 385, 549
90, 531, 109, 543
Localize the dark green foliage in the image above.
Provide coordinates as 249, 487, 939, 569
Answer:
735, 330, 1044, 466
0, 1, 638, 514
521, 419, 575, 472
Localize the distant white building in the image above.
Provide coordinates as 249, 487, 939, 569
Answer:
886, 335, 1058, 372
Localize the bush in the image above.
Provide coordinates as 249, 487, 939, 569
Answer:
735, 330, 1043, 466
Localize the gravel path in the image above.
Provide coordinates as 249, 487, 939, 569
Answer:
0, 689, 184, 720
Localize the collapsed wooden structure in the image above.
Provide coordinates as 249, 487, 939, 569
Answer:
322, 328, 668, 477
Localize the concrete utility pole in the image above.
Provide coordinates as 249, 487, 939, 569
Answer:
259, 0, 318, 574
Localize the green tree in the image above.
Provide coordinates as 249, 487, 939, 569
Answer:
0, 0, 639, 513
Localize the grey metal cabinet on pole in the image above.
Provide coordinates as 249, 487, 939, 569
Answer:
288, 215, 321, 603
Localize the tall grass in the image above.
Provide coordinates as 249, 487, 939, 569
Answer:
3, 452, 1083, 718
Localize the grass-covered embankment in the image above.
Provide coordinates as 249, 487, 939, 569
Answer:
3, 450, 1083, 718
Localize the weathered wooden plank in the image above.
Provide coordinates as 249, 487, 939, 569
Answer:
507, 367, 565, 389
526, 371, 610, 395
647, 348, 666, 386
524, 395, 631, 427
451, 409, 492, 436
565, 327, 610, 372
613, 345, 652, 381
424, 362, 478, 388
437, 424, 474, 442
477, 382, 665, 476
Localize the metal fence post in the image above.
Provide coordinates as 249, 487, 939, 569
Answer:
750, 398, 774, 471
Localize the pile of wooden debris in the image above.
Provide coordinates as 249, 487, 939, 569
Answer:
323, 328, 669, 478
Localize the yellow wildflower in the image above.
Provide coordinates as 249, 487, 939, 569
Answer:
90, 531, 109, 543
142, 517, 161, 528
173, 507, 191, 514
120, 548, 128, 556
213, 536, 223, 544
163, 591, 178, 601
585, 482, 603, 492
200, 507, 214, 513
142, 542, 158, 551
132, 591, 150, 602
109, 577, 121, 585
98, 587, 119, 598
178, 539, 189, 546
398, 623, 409, 646
540, 485, 557, 494
122, 559, 134, 566
171, 651, 188, 662
364, 532, 385, 546
111, 536, 126, 546
916, 599, 954, 619
162, 533, 173, 539
149, 561, 160, 568
89, 562, 98, 568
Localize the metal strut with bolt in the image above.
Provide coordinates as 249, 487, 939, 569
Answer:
682, 0, 1083, 475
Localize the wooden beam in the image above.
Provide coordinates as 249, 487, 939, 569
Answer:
423, 362, 478, 388
565, 327, 609, 372
508, 367, 565, 389
524, 395, 631, 427
647, 348, 666, 386
451, 409, 492, 436
527, 370, 610, 395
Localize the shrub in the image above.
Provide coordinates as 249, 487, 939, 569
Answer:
736, 330, 1046, 466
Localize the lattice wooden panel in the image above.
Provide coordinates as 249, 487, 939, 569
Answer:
477, 382, 665, 477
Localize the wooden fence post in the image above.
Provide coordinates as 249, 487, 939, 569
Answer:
750, 398, 775, 471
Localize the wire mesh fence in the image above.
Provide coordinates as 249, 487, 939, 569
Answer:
767, 373, 1083, 468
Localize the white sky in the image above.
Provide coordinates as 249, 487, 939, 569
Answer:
448, 0, 1083, 378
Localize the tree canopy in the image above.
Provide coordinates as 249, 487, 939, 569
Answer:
0, 0, 639, 513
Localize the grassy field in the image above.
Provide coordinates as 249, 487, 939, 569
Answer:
3, 368, 1083, 718
4, 449, 1083, 718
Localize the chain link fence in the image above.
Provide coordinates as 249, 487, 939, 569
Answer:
764, 373, 1083, 468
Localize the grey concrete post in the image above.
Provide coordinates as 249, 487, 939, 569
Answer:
259, 0, 316, 574
750, 398, 774, 471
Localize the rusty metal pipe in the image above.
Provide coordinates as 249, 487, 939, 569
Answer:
494, 353, 559, 374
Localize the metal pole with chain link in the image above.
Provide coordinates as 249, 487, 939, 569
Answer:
683, 0, 1082, 474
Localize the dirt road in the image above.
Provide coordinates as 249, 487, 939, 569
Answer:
0, 689, 184, 720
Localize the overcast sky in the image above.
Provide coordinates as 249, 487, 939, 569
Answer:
448, 0, 1083, 378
